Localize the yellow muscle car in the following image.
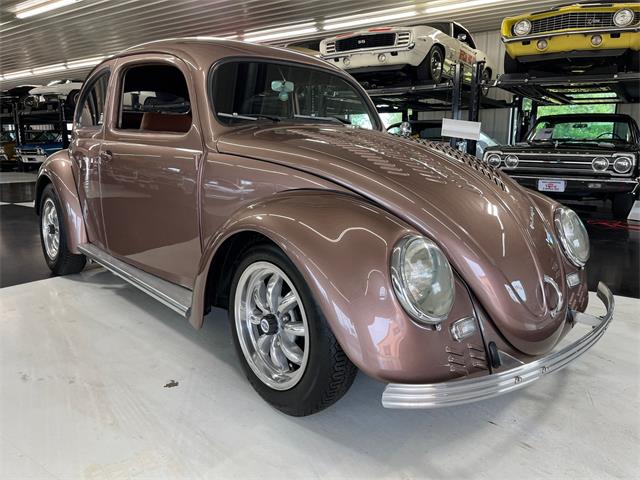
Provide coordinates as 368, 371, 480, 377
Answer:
502, 2, 640, 74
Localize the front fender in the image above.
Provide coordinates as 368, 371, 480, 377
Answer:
36, 150, 86, 254
192, 190, 487, 384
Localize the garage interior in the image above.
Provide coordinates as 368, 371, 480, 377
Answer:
0, 1, 638, 478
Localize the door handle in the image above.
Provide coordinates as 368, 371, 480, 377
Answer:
100, 150, 113, 163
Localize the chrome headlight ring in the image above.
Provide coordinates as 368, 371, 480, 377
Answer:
390, 235, 456, 325
554, 207, 590, 268
513, 19, 532, 36
613, 8, 634, 27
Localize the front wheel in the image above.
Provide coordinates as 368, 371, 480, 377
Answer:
229, 243, 357, 416
39, 184, 86, 275
416, 45, 445, 83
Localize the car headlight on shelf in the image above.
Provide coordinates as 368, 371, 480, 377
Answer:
391, 235, 455, 325
613, 8, 634, 27
554, 207, 590, 268
613, 156, 633, 174
486, 153, 502, 167
513, 19, 532, 36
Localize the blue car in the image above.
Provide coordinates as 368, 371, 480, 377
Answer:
16, 131, 63, 170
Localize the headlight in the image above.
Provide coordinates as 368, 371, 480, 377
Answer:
613, 8, 634, 27
613, 156, 632, 174
486, 153, 502, 167
391, 235, 455, 325
592, 157, 609, 172
513, 19, 532, 36
36, 147, 45, 155
504, 154, 519, 168
554, 208, 590, 268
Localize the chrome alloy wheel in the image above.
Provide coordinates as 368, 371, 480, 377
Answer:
234, 261, 310, 391
41, 198, 60, 260
431, 49, 443, 82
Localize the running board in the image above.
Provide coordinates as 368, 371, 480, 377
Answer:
78, 244, 192, 318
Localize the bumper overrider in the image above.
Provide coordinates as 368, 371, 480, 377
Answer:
382, 282, 614, 409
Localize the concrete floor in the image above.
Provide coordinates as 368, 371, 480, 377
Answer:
1, 268, 638, 479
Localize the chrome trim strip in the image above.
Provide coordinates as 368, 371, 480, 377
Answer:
382, 282, 614, 409
78, 243, 192, 318
322, 44, 414, 59
510, 174, 639, 183
502, 26, 640, 43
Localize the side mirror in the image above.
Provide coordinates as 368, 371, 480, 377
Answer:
457, 33, 467, 42
399, 121, 412, 137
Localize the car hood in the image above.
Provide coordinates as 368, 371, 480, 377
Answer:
218, 125, 570, 355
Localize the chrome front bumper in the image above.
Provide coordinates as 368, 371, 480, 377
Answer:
382, 282, 614, 409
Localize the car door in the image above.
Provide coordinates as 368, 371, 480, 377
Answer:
99, 55, 203, 288
69, 67, 111, 249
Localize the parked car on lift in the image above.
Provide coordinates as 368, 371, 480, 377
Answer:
319, 22, 495, 86
35, 38, 613, 416
386, 119, 498, 158
26, 79, 83, 108
502, 2, 640, 74
16, 130, 63, 171
484, 113, 639, 219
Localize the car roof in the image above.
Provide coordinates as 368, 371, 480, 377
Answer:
109, 37, 337, 73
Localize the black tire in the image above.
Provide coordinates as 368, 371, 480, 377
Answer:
503, 53, 521, 74
416, 45, 445, 83
629, 51, 640, 73
228, 243, 357, 416
612, 192, 635, 220
67, 89, 81, 107
39, 184, 86, 275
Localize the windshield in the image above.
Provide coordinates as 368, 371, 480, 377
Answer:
211, 60, 379, 130
528, 117, 634, 145
0, 131, 15, 142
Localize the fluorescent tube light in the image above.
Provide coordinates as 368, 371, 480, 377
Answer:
323, 8, 416, 31
15, 0, 79, 19
244, 23, 318, 42
1, 70, 32, 80
66, 56, 105, 69
423, 0, 503, 14
33, 63, 67, 74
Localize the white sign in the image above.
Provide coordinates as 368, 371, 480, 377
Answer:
441, 118, 482, 141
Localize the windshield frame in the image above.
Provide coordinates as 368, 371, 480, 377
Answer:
207, 56, 383, 131
526, 116, 638, 145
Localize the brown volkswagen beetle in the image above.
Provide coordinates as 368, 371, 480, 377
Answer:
35, 38, 613, 416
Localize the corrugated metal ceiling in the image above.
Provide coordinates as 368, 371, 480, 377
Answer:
1, 0, 572, 88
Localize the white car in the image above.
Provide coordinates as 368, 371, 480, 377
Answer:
26, 79, 83, 107
320, 22, 495, 85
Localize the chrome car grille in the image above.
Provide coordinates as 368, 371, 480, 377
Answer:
334, 32, 407, 53
530, 11, 640, 34
501, 153, 635, 177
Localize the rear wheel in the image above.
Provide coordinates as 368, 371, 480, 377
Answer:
416, 45, 445, 83
229, 243, 357, 416
612, 192, 635, 220
39, 184, 86, 275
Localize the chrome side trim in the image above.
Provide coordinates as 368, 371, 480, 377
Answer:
511, 174, 639, 184
382, 282, 614, 409
502, 26, 640, 43
322, 44, 415, 59
78, 243, 192, 318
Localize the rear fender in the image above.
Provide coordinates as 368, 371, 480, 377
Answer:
35, 150, 86, 254
191, 190, 484, 383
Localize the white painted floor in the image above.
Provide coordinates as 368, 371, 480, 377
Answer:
1, 269, 638, 480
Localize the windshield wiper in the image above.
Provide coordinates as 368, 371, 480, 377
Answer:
293, 114, 351, 125
218, 112, 281, 122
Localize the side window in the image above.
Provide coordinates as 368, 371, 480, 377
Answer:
118, 64, 191, 133
76, 71, 110, 128
453, 24, 474, 48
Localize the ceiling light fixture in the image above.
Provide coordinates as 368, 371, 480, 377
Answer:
14, 0, 79, 19
33, 63, 67, 74
323, 7, 416, 31
423, 0, 503, 14
1, 70, 33, 80
243, 22, 318, 42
